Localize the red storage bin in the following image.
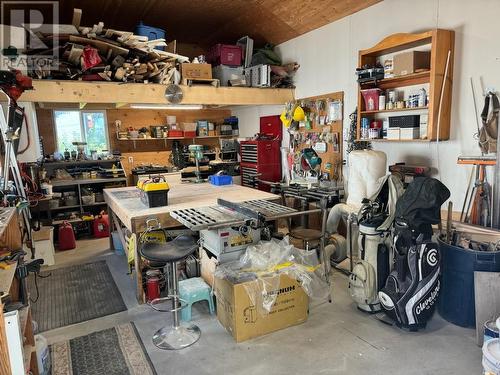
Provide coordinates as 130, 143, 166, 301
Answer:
168, 130, 184, 138
207, 44, 242, 67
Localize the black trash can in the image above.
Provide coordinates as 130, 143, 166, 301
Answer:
437, 238, 500, 328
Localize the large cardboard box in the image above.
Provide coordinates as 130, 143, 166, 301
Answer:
200, 248, 217, 287
181, 63, 212, 79
393, 51, 430, 76
214, 274, 308, 342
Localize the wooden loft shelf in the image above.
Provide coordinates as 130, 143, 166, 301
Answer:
356, 28, 455, 142
20, 80, 295, 106
360, 71, 430, 90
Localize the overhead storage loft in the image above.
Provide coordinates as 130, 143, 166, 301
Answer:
20, 80, 295, 106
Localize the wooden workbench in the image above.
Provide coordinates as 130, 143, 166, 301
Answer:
104, 181, 278, 302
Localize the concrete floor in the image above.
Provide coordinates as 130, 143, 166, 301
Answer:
40, 238, 482, 375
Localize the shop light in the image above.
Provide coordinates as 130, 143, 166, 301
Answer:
129, 104, 203, 110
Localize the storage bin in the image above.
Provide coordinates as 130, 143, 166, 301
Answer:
212, 65, 244, 86
134, 21, 165, 50
208, 175, 233, 186
111, 231, 125, 255
182, 123, 197, 138
168, 130, 184, 138
437, 238, 500, 327
207, 44, 242, 66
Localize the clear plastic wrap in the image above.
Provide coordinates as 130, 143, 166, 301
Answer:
213, 236, 330, 316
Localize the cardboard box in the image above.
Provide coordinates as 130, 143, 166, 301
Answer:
387, 127, 400, 140
393, 51, 430, 76
201, 248, 217, 287
181, 63, 212, 79
400, 127, 420, 140
214, 274, 308, 342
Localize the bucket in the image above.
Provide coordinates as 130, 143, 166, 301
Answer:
35, 334, 51, 375
437, 238, 500, 327
483, 339, 500, 374
485, 320, 500, 343
111, 231, 124, 255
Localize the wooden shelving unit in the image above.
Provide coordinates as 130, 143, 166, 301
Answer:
356, 29, 455, 141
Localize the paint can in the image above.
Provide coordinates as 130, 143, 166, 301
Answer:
485, 319, 500, 343
482, 339, 500, 374
146, 269, 161, 302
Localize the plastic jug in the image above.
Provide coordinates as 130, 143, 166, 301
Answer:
93, 211, 109, 238
58, 221, 76, 250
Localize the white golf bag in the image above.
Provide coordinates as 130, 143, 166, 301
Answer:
349, 175, 404, 312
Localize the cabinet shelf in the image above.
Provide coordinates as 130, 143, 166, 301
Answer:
117, 135, 235, 141
360, 71, 430, 90
360, 106, 428, 115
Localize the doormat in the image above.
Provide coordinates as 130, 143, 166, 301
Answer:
51, 322, 157, 375
29, 260, 127, 332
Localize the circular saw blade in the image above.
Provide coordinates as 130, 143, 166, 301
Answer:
164, 84, 183, 104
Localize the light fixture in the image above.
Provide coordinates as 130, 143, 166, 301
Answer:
129, 104, 203, 110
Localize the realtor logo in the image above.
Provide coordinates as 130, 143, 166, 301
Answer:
1, 1, 59, 71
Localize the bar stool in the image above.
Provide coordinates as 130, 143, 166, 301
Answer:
140, 235, 200, 350
290, 228, 322, 250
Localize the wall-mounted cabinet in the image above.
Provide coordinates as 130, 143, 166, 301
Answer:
356, 29, 455, 142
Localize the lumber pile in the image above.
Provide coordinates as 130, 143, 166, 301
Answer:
32, 12, 189, 84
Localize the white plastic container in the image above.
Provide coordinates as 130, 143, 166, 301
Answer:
483, 338, 500, 375
35, 334, 51, 375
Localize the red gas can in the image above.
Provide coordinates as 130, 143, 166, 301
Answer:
93, 211, 109, 238
58, 221, 76, 251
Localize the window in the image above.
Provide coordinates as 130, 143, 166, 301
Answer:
53, 110, 109, 153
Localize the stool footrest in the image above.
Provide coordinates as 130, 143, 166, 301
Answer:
149, 295, 188, 313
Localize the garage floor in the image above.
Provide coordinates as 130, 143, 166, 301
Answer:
41, 241, 481, 375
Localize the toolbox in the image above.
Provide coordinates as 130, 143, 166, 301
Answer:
137, 176, 170, 208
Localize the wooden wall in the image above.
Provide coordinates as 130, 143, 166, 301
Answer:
35, 107, 232, 182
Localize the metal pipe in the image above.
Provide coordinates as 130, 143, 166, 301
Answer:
171, 262, 179, 328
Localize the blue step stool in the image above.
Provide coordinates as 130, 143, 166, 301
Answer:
179, 277, 215, 322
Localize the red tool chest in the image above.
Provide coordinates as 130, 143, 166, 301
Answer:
240, 138, 281, 191
260, 115, 282, 140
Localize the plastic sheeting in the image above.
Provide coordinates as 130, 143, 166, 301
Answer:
214, 237, 330, 316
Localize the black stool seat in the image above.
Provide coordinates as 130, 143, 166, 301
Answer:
140, 235, 197, 263
290, 228, 322, 241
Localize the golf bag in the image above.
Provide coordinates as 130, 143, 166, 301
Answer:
349, 175, 404, 312
378, 177, 450, 330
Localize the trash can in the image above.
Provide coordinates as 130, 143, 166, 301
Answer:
437, 238, 500, 327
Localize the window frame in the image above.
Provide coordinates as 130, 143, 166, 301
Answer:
52, 109, 109, 154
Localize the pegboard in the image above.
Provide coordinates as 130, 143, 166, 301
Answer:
292, 91, 344, 180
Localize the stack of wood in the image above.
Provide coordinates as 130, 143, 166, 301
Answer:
32, 10, 189, 84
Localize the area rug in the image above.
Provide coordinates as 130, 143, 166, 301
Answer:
29, 260, 127, 332
51, 322, 157, 375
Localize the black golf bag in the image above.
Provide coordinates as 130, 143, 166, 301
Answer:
378, 177, 450, 330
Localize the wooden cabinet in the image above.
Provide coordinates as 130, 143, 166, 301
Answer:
0, 209, 39, 375
357, 29, 455, 142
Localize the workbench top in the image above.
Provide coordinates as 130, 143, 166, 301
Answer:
104, 182, 278, 232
